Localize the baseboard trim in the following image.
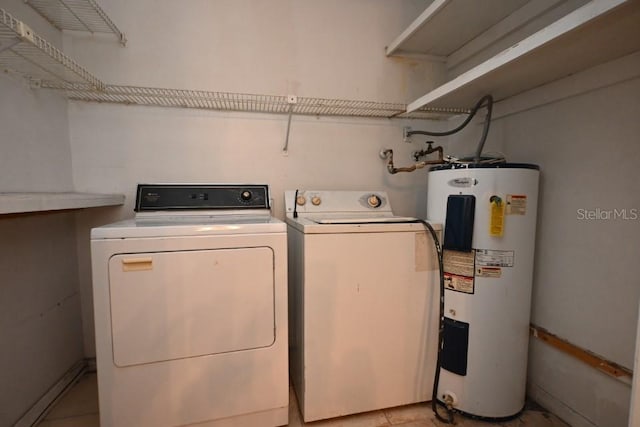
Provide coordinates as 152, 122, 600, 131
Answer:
530, 324, 632, 382
86, 357, 97, 372
14, 359, 88, 427
527, 382, 598, 427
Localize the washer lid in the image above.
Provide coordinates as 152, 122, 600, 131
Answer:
91, 214, 285, 239
312, 215, 418, 224
285, 215, 439, 234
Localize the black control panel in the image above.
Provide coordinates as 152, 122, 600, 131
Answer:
442, 317, 469, 376
134, 184, 270, 211
443, 194, 475, 252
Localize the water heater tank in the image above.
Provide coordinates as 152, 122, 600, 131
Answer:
427, 163, 539, 420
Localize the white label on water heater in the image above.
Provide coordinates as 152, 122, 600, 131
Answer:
476, 266, 502, 278
506, 194, 527, 215
476, 249, 514, 267
443, 250, 475, 293
444, 273, 474, 293
443, 250, 475, 277
447, 177, 477, 188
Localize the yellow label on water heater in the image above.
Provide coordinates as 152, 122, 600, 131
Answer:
490, 196, 505, 237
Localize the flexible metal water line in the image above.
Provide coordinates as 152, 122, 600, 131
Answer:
406, 95, 494, 164
380, 95, 495, 175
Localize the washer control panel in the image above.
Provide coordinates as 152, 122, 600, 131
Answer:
286, 190, 391, 216
135, 184, 270, 211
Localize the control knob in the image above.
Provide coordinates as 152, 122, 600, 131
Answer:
311, 196, 322, 206
367, 194, 382, 208
240, 190, 252, 201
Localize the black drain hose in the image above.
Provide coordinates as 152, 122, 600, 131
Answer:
410, 219, 454, 424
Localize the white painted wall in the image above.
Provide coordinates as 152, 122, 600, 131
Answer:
0, 213, 84, 426
64, 0, 444, 356
494, 63, 640, 426
70, 107, 442, 356
426, 56, 640, 427
0, 1, 85, 424
64, 0, 441, 102
629, 311, 640, 427
8, 1, 635, 425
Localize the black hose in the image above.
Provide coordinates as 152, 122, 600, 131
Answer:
410, 219, 454, 424
407, 94, 494, 164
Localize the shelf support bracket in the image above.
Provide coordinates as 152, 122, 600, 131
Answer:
282, 95, 297, 154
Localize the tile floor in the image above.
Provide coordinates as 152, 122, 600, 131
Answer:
38, 373, 570, 427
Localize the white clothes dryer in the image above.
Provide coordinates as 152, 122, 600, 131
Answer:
91, 184, 288, 427
284, 190, 441, 422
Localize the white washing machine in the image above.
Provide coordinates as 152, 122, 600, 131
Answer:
91, 184, 288, 427
284, 190, 441, 422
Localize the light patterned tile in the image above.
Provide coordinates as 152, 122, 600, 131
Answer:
289, 387, 304, 427
303, 410, 390, 427
34, 371, 567, 427
429, 412, 456, 426
44, 373, 99, 420
38, 414, 99, 427
430, 410, 570, 427
431, 414, 502, 426
502, 410, 570, 426
384, 402, 431, 425
387, 421, 434, 427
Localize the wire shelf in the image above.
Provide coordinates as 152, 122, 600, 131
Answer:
39, 82, 469, 118
0, 6, 462, 119
0, 8, 104, 88
24, 0, 126, 44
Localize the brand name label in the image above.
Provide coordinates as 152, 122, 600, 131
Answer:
448, 177, 477, 187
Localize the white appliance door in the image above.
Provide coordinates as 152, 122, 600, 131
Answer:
108, 247, 275, 367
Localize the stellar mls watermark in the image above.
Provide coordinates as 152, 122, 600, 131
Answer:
576, 208, 639, 220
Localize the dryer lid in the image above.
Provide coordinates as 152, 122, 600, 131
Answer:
92, 215, 285, 239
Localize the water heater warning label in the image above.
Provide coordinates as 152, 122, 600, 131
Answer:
476, 266, 502, 278
476, 249, 514, 267
443, 250, 475, 277
444, 273, 474, 293
443, 250, 475, 294
506, 194, 527, 215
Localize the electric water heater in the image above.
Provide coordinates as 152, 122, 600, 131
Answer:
427, 163, 539, 420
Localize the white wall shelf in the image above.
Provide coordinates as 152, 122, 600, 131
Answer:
40, 81, 469, 119
24, 0, 126, 45
386, 0, 530, 58
0, 7, 104, 88
402, 0, 640, 112
0, 192, 125, 215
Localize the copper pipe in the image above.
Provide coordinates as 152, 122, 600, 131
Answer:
380, 146, 445, 174
412, 142, 443, 161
